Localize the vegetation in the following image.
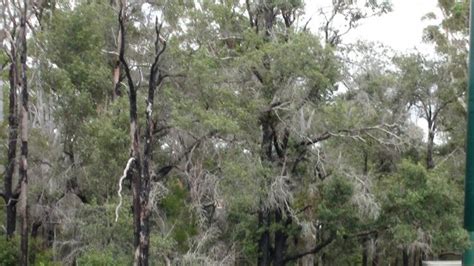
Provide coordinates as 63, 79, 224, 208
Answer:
0, 0, 470, 265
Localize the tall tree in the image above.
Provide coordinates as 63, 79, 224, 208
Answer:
1, 0, 20, 239
395, 54, 458, 169
118, 2, 168, 264
18, 0, 29, 264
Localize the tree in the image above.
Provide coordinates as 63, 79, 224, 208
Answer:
376, 161, 467, 264
1, 0, 30, 263
1, 0, 21, 240
117, 2, 168, 264
395, 54, 458, 170
18, 0, 29, 264
0, 0, 468, 265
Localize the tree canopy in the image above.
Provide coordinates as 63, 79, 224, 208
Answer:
0, 0, 470, 265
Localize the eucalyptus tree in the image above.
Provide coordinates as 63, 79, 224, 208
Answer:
423, 0, 469, 151
1, 0, 21, 240
8, 0, 469, 265
160, 1, 397, 265
395, 54, 459, 170
0, 0, 30, 263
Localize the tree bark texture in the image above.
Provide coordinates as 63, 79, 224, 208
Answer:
5, 39, 19, 240
19, 0, 29, 264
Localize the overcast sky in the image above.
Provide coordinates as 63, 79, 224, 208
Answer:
304, 0, 440, 52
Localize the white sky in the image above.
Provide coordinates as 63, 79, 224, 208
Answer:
304, 0, 441, 52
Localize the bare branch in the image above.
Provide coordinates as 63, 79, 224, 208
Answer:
118, 4, 135, 94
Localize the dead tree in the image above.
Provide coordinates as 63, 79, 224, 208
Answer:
118, 4, 167, 265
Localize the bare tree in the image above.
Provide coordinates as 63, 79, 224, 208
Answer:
118, 2, 167, 264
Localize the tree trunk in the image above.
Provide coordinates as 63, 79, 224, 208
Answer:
413, 249, 417, 266
274, 209, 288, 266
372, 255, 378, 266
403, 248, 409, 266
134, 38, 164, 265
121, 25, 142, 266
19, 0, 29, 264
30, 221, 42, 265
5, 38, 19, 240
258, 114, 273, 266
362, 153, 369, 266
129, 80, 143, 265
372, 234, 378, 266
111, 0, 125, 99
258, 210, 271, 266
362, 237, 368, 266
118, 7, 143, 264
426, 119, 435, 169
119, 7, 167, 264
427, 130, 435, 169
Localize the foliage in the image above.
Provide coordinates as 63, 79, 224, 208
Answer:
0, 0, 470, 264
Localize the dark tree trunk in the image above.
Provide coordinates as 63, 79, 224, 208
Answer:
263, 5, 274, 39
257, 210, 272, 266
362, 237, 368, 266
363, 150, 369, 174
274, 210, 289, 266
119, 7, 167, 265
19, 0, 29, 264
257, 113, 273, 266
372, 255, 378, 266
258, 111, 273, 266
30, 221, 42, 265
427, 129, 435, 169
135, 31, 165, 265
419, 251, 425, 266
128, 71, 142, 264
426, 117, 436, 170
362, 153, 369, 266
403, 248, 409, 266
119, 8, 143, 264
413, 249, 418, 266
5, 39, 19, 240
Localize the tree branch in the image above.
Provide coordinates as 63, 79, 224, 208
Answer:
297, 124, 400, 147
284, 234, 335, 262
118, 4, 135, 94
152, 130, 218, 182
